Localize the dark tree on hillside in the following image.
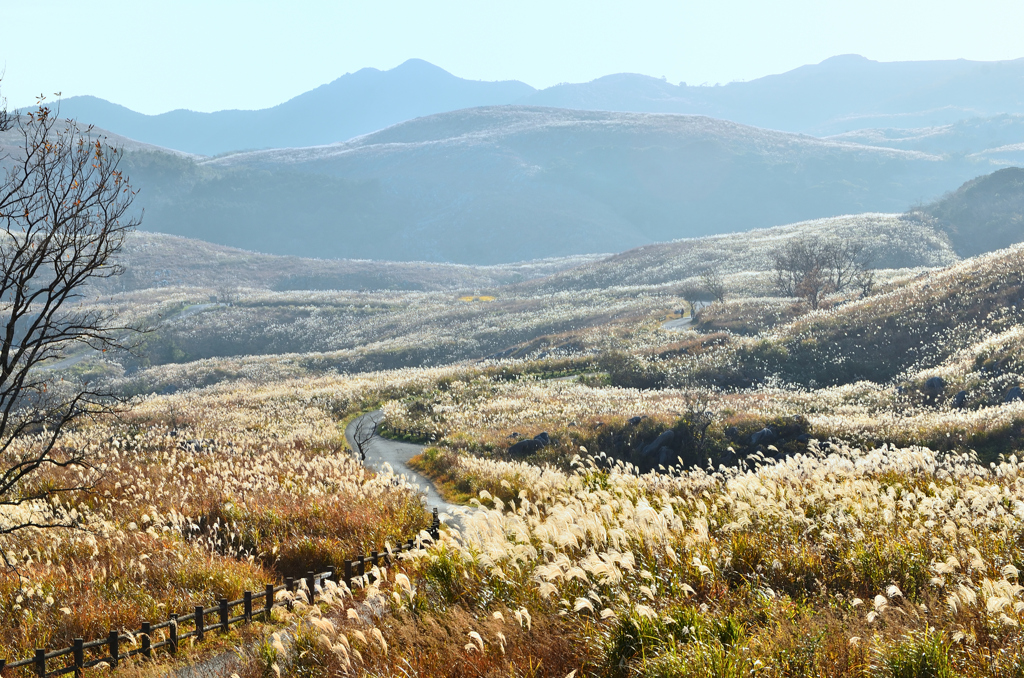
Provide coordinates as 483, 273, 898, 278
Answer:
678, 283, 714, 318
771, 238, 872, 309
698, 266, 727, 304
0, 87, 139, 559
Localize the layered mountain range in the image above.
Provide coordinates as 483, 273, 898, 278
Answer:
12, 55, 1024, 264
50, 55, 1024, 156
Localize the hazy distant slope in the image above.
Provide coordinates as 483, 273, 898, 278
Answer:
140, 106, 970, 264
50, 56, 1024, 156
827, 115, 1024, 163
106, 232, 601, 293
52, 60, 534, 156
0, 117, 198, 159
525, 55, 1024, 135
918, 167, 1024, 257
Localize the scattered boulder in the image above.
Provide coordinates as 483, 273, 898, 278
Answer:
627, 416, 644, 426
725, 426, 739, 440
1007, 387, 1024, 403
641, 430, 676, 457
508, 438, 544, 456
657, 447, 676, 468
750, 427, 777, 446
508, 432, 552, 456
507, 432, 520, 439
924, 376, 945, 394
952, 390, 969, 409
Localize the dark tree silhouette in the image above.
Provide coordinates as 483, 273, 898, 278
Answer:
0, 88, 139, 559
698, 266, 727, 304
771, 238, 872, 309
351, 414, 379, 459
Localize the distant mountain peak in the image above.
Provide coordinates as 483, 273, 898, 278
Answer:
46, 55, 1024, 155
819, 54, 873, 64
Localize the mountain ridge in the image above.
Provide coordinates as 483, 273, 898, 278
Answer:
46, 55, 1024, 156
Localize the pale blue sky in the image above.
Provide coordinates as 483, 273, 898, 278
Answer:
2, 0, 1023, 115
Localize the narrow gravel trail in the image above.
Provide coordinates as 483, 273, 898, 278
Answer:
346, 411, 464, 525
661, 315, 694, 330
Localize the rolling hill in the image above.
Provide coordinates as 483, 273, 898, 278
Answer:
127, 107, 985, 264
49, 55, 1024, 156
827, 114, 1024, 164
917, 166, 1024, 257
520, 213, 959, 293
104, 231, 601, 293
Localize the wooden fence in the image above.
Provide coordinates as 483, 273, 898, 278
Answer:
1, 509, 440, 677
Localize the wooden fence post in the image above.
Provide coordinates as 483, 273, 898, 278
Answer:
108, 631, 119, 668
244, 591, 252, 623
285, 578, 294, 610
34, 649, 44, 678
219, 598, 229, 632
195, 605, 204, 642
74, 638, 84, 677
264, 584, 274, 620
169, 615, 178, 655
306, 571, 315, 601
344, 560, 353, 584
141, 622, 151, 659
357, 557, 366, 577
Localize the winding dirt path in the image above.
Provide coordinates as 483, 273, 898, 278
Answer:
346, 411, 463, 525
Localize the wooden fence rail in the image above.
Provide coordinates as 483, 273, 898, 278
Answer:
0, 509, 440, 677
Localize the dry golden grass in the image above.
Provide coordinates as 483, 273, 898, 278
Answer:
0, 369, 455, 662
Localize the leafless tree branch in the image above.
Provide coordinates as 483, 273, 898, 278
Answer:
0, 84, 139, 555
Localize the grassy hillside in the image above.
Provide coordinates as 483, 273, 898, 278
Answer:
828, 114, 1024, 162
662, 243, 1024, 398
521, 213, 957, 294
9, 107, 1016, 266
131, 107, 984, 264
917, 166, 1024, 256
105, 232, 601, 293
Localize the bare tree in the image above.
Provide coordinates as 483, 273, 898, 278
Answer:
771, 238, 872, 309
793, 260, 830, 310
0, 89, 139, 556
822, 239, 867, 293
678, 283, 714, 318
698, 266, 727, 304
350, 414, 379, 459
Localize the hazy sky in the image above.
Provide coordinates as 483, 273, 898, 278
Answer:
2, 0, 1023, 115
